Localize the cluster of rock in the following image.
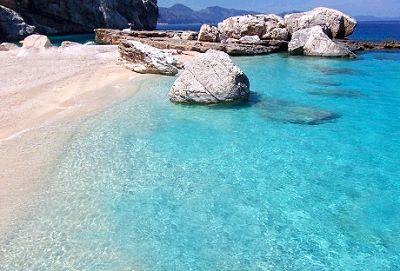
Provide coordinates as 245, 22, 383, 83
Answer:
0, 0, 158, 41
195, 7, 357, 57
196, 14, 288, 44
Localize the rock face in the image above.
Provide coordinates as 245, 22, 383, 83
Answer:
198, 24, 220, 42
21, 34, 52, 49
218, 14, 289, 41
289, 26, 353, 57
239, 35, 261, 44
169, 50, 250, 104
118, 40, 183, 76
0, 0, 158, 37
284, 7, 357, 39
0, 5, 35, 41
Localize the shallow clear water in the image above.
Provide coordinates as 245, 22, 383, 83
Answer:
1, 52, 400, 270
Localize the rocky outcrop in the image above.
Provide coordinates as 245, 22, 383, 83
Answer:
0, 5, 35, 41
0, 0, 158, 38
218, 14, 289, 41
95, 29, 287, 56
169, 50, 250, 104
289, 26, 353, 57
21, 34, 52, 49
198, 24, 220, 42
118, 40, 183, 76
284, 7, 357, 39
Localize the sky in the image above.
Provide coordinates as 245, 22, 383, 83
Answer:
158, 0, 400, 17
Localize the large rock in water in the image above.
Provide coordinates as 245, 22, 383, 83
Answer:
0, 5, 35, 41
284, 7, 357, 39
218, 14, 289, 41
0, 0, 158, 36
169, 50, 250, 104
118, 40, 183, 76
289, 26, 353, 57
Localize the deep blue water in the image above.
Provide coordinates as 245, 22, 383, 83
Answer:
1, 51, 399, 270
350, 21, 400, 41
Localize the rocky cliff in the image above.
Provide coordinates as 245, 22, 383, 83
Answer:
0, 0, 158, 40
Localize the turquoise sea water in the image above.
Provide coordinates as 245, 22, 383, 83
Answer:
1, 52, 400, 270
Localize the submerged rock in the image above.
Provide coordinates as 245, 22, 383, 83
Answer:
284, 7, 357, 39
307, 89, 364, 98
258, 98, 340, 125
218, 14, 289, 41
169, 50, 250, 104
21, 34, 52, 49
198, 24, 220, 42
314, 65, 362, 76
289, 26, 353, 57
307, 79, 342, 87
118, 40, 183, 75
0, 5, 35, 41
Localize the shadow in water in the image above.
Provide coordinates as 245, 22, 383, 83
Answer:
307, 89, 365, 98
314, 65, 366, 76
307, 80, 342, 87
257, 98, 341, 125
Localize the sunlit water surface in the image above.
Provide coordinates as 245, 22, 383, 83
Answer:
1, 52, 400, 270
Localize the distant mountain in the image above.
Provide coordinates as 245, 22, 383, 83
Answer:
158, 4, 257, 24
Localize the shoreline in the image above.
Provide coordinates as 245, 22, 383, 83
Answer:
0, 45, 153, 236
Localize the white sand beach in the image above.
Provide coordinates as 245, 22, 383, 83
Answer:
0, 45, 149, 235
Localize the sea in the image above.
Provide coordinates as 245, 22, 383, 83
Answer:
1, 22, 400, 270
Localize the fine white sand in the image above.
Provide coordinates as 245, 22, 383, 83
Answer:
0, 44, 146, 235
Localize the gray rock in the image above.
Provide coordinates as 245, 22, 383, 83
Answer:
198, 24, 220, 42
284, 7, 357, 39
0, 0, 158, 38
0, 42, 19, 51
218, 14, 289, 41
118, 40, 183, 76
169, 50, 250, 104
0, 5, 35, 41
288, 26, 353, 57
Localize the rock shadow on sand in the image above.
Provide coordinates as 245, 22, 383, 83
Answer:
258, 98, 341, 125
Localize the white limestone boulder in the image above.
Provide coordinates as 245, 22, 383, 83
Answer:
169, 50, 250, 104
218, 14, 289, 41
21, 34, 52, 49
198, 24, 220, 42
288, 26, 353, 57
118, 40, 183, 76
284, 7, 357, 39
0, 42, 19, 51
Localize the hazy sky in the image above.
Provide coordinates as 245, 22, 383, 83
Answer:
158, 0, 400, 17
